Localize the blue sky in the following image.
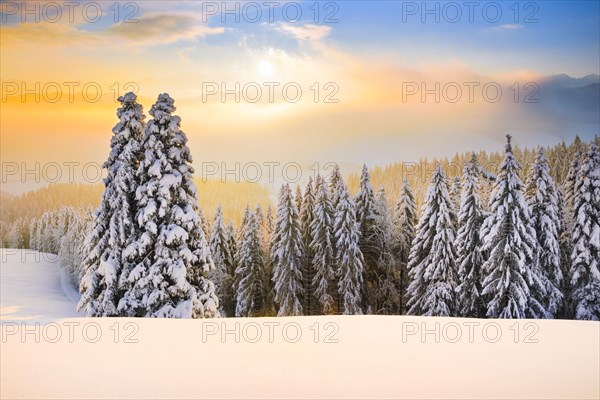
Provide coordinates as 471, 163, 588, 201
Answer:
198, 0, 600, 76
1, 0, 599, 171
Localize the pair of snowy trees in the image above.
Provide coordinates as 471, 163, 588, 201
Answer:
78, 93, 218, 318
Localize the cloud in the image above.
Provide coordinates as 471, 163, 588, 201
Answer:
273, 23, 332, 41
107, 13, 224, 45
489, 24, 524, 32
0, 13, 224, 48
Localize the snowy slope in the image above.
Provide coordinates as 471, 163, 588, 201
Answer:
0, 249, 83, 322
1, 249, 599, 399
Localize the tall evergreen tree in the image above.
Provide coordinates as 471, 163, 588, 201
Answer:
556, 186, 573, 318
329, 164, 344, 210
406, 165, 457, 316
480, 135, 546, 319
209, 207, 235, 317
78, 92, 145, 317
310, 175, 336, 314
525, 148, 563, 318
118, 93, 218, 318
295, 185, 304, 216
262, 205, 276, 315
334, 182, 365, 315
372, 188, 399, 314
255, 204, 264, 228
225, 221, 237, 271
570, 144, 600, 320
455, 154, 486, 318
271, 184, 304, 316
449, 176, 462, 219
354, 165, 379, 312
300, 177, 317, 315
235, 210, 266, 317
263, 205, 274, 248
393, 178, 417, 314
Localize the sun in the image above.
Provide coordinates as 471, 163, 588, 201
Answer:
256, 59, 274, 77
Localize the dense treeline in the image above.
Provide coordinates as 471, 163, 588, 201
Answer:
1, 93, 598, 320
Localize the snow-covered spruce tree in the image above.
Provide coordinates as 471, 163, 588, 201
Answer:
8, 218, 28, 249
255, 203, 275, 315
570, 144, 600, 320
209, 207, 236, 317
263, 205, 274, 250
334, 182, 365, 315
310, 174, 336, 314
556, 185, 573, 318
261, 205, 277, 315
392, 178, 417, 314
300, 177, 317, 315
354, 165, 379, 312
565, 143, 585, 210
233, 206, 251, 294
525, 148, 563, 318
372, 188, 400, 314
480, 135, 546, 319
255, 204, 264, 228
198, 206, 211, 241
119, 93, 218, 318
406, 165, 458, 316
455, 154, 486, 318
226, 221, 237, 268
329, 164, 344, 210
78, 92, 145, 317
271, 184, 304, 316
449, 177, 462, 220
59, 208, 94, 286
295, 185, 304, 218
235, 210, 266, 317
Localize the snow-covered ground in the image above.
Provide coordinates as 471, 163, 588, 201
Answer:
1, 249, 599, 399
0, 249, 83, 322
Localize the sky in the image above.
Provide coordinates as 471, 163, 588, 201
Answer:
1, 0, 599, 191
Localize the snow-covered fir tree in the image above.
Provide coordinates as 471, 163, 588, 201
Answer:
263, 206, 274, 249
261, 205, 276, 315
455, 154, 486, 318
235, 210, 266, 317
525, 148, 563, 318
372, 187, 399, 314
310, 174, 336, 314
329, 164, 344, 210
118, 93, 218, 318
406, 165, 458, 316
225, 221, 237, 268
78, 92, 145, 317
300, 177, 317, 315
556, 186, 572, 318
255, 204, 264, 228
233, 206, 251, 293
59, 208, 93, 286
480, 135, 546, 319
449, 176, 462, 218
198, 206, 211, 241
570, 144, 600, 320
334, 182, 365, 315
295, 185, 304, 215
209, 207, 236, 317
354, 164, 379, 312
392, 178, 417, 314
271, 184, 304, 316
8, 218, 28, 249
